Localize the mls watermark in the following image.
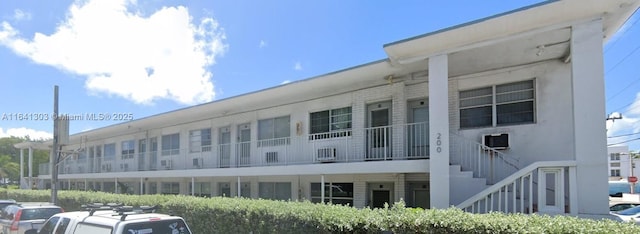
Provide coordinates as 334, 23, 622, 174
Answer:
1, 112, 134, 121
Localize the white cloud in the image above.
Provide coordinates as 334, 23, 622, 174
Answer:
294, 61, 302, 71
607, 93, 640, 147
281, 80, 291, 85
0, 127, 52, 141
13, 9, 32, 21
0, 0, 227, 105
259, 40, 267, 48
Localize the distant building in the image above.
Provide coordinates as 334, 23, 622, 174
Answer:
15, 0, 640, 217
608, 146, 640, 181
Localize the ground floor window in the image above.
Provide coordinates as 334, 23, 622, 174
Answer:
189, 182, 211, 197
259, 182, 291, 200
161, 182, 180, 195
240, 182, 251, 198
310, 182, 353, 206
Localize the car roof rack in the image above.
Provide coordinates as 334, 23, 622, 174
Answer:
81, 203, 159, 220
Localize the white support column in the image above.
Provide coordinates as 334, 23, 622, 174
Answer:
237, 176, 241, 197
428, 54, 450, 208
570, 19, 607, 215
191, 177, 195, 196
28, 147, 33, 189
115, 178, 118, 194
569, 166, 578, 215
321, 175, 325, 203
19, 148, 24, 189
84, 179, 88, 191
140, 178, 144, 195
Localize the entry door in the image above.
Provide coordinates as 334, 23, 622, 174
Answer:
237, 123, 251, 166
414, 190, 430, 209
367, 102, 392, 159
149, 137, 158, 170
138, 139, 146, 170
371, 190, 391, 208
408, 100, 429, 158
219, 127, 231, 167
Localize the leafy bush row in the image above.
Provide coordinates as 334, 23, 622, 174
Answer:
1, 188, 639, 233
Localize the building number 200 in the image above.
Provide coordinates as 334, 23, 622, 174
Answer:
436, 133, 442, 153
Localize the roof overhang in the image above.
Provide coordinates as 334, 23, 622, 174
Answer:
383, 0, 640, 64
14, 141, 50, 150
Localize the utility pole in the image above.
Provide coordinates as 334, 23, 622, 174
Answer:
51, 85, 59, 205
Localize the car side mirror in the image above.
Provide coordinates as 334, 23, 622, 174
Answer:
24, 229, 38, 234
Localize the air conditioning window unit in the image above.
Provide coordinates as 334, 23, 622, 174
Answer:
265, 152, 278, 163
101, 164, 112, 172
482, 133, 509, 150
317, 148, 337, 162
161, 160, 173, 169
193, 158, 203, 168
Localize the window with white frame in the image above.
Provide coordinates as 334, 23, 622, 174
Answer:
103, 143, 116, 161
611, 169, 621, 177
459, 80, 535, 128
161, 182, 180, 195
310, 107, 352, 139
610, 153, 621, 161
258, 182, 291, 200
310, 182, 354, 206
189, 129, 212, 153
258, 116, 290, 146
161, 133, 180, 156
121, 140, 135, 159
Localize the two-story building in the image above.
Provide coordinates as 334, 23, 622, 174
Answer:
16, 0, 640, 217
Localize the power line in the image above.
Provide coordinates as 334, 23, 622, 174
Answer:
609, 137, 640, 146
605, 43, 640, 78
606, 76, 640, 102
609, 132, 640, 139
605, 10, 640, 54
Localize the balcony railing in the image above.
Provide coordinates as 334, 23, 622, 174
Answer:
41, 122, 431, 175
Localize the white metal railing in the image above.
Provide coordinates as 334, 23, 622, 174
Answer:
365, 126, 393, 160
450, 133, 520, 184
457, 160, 577, 215
40, 123, 433, 175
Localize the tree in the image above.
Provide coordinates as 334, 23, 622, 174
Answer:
0, 137, 51, 183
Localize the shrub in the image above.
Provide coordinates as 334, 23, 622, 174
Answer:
1, 188, 638, 233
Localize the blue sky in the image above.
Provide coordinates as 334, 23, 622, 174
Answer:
0, 1, 639, 150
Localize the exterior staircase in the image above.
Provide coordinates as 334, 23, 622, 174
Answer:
449, 134, 577, 215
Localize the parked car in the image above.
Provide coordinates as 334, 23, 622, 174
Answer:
25, 203, 192, 234
611, 205, 640, 224
0, 200, 16, 212
0, 203, 63, 234
610, 202, 640, 212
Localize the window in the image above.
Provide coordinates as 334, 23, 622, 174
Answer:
611, 162, 621, 167
161, 133, 180, 156
189, 129, 212, 153
258, 182, 291, 200
460, 80, 534, 128
258, 116, 290, 146
610, 153, 621, 161
611, 169, 621, 177
161, 182, 180, 195
310, 182, 354, 206
189, 182, 211, 197
121, 140, 135, 159
310, 107, 352, 139
103, 143, 116, 161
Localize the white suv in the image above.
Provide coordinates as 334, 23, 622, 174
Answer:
25, 204, 192, 234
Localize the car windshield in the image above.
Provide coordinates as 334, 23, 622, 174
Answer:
618, 205, 640, 215
19, 208, 63, 220
122, 219, 191, 234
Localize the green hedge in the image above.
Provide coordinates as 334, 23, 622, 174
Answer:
1, 188, 639, 233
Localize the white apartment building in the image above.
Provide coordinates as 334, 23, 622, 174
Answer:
15, 0, 640, 217
608, 145, 640, 181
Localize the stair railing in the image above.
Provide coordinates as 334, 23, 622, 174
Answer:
457, 160, 577, 215
450, 133, 520, 184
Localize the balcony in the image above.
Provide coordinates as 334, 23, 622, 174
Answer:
43, 122, 429, 175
